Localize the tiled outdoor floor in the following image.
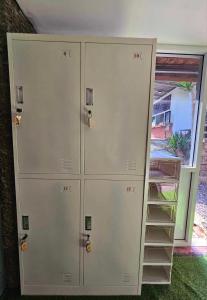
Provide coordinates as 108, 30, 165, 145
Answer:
195, 182, 207, 236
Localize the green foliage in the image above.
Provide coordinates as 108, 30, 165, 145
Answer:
176, 81, 194, 91
167, 133, 179, 154
167, 132, 191, 160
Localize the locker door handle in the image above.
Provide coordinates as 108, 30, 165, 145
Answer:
86, 88, 93, 106
85, 216, 92, 230
16, 86, 24, 104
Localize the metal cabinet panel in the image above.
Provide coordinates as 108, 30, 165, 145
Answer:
12, 41, 81, 174
84, 180, 143, 286
19, 179, 80, 286
84, 43, 152, 175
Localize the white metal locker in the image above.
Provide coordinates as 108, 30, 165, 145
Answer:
12, 41, 81, 174
18, 179, 81, 286
7, 34, 156, 295
84, 43, 152, 175
84, 180, 143, 286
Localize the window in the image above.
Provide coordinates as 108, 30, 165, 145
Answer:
165, 111, 171, 124
156, 113, 164, 125
151, 54, 203, 165
153, 95, 171, 115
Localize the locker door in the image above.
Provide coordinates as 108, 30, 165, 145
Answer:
84, 180, 143, 286
12, 41, 80, 174
84, 43, 152, 175
19, 179, 80, 286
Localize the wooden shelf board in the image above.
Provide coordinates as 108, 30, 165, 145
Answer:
148, 200, 177, 205
145, 242, 173, 246
143, 262, 172, 266
146, 222, 175, 227
142, 281, 171, 285
149, 178, 179, 183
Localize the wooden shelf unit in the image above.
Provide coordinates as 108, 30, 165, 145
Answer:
142, 158, 181, 285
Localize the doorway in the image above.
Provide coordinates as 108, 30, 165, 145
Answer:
151, 53, 204, 243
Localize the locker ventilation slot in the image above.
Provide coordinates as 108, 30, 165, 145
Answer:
126, 160, 137, 171
63, 273, 72, 283
61, 159, 73, 171
122, 273, 133, 283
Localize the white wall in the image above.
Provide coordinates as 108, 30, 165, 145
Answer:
18, 0, 207, 45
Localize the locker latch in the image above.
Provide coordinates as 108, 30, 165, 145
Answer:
22, 215, 29, 230
16, 86, 24, 104
20, 234, 28, 252
85, 216, 92, 231
86, 88, 93, 106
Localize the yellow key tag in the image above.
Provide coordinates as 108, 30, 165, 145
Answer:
20, 241, 28, 252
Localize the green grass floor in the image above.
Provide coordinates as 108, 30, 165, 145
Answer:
1, 255, 207, 300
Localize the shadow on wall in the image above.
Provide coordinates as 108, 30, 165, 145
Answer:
21, 0, 133, 36
0, 0, 36, 289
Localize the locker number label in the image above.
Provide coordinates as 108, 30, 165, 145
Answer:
133, 52, 142, 60
61, 185, 72, 192
63, 50, 72, 58
126, 186, 136, 192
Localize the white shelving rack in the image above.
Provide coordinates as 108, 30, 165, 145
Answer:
142, 157, 181, 285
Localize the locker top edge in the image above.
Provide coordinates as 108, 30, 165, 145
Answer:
7, 32, 157, 46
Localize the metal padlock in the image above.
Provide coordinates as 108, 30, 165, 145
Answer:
88, 110, 95, 128
86, 241, 92, 253
85, 234, 92, 253
20, 234, 28, 252
15, 115, 22, 126
20, 241, 28, 252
